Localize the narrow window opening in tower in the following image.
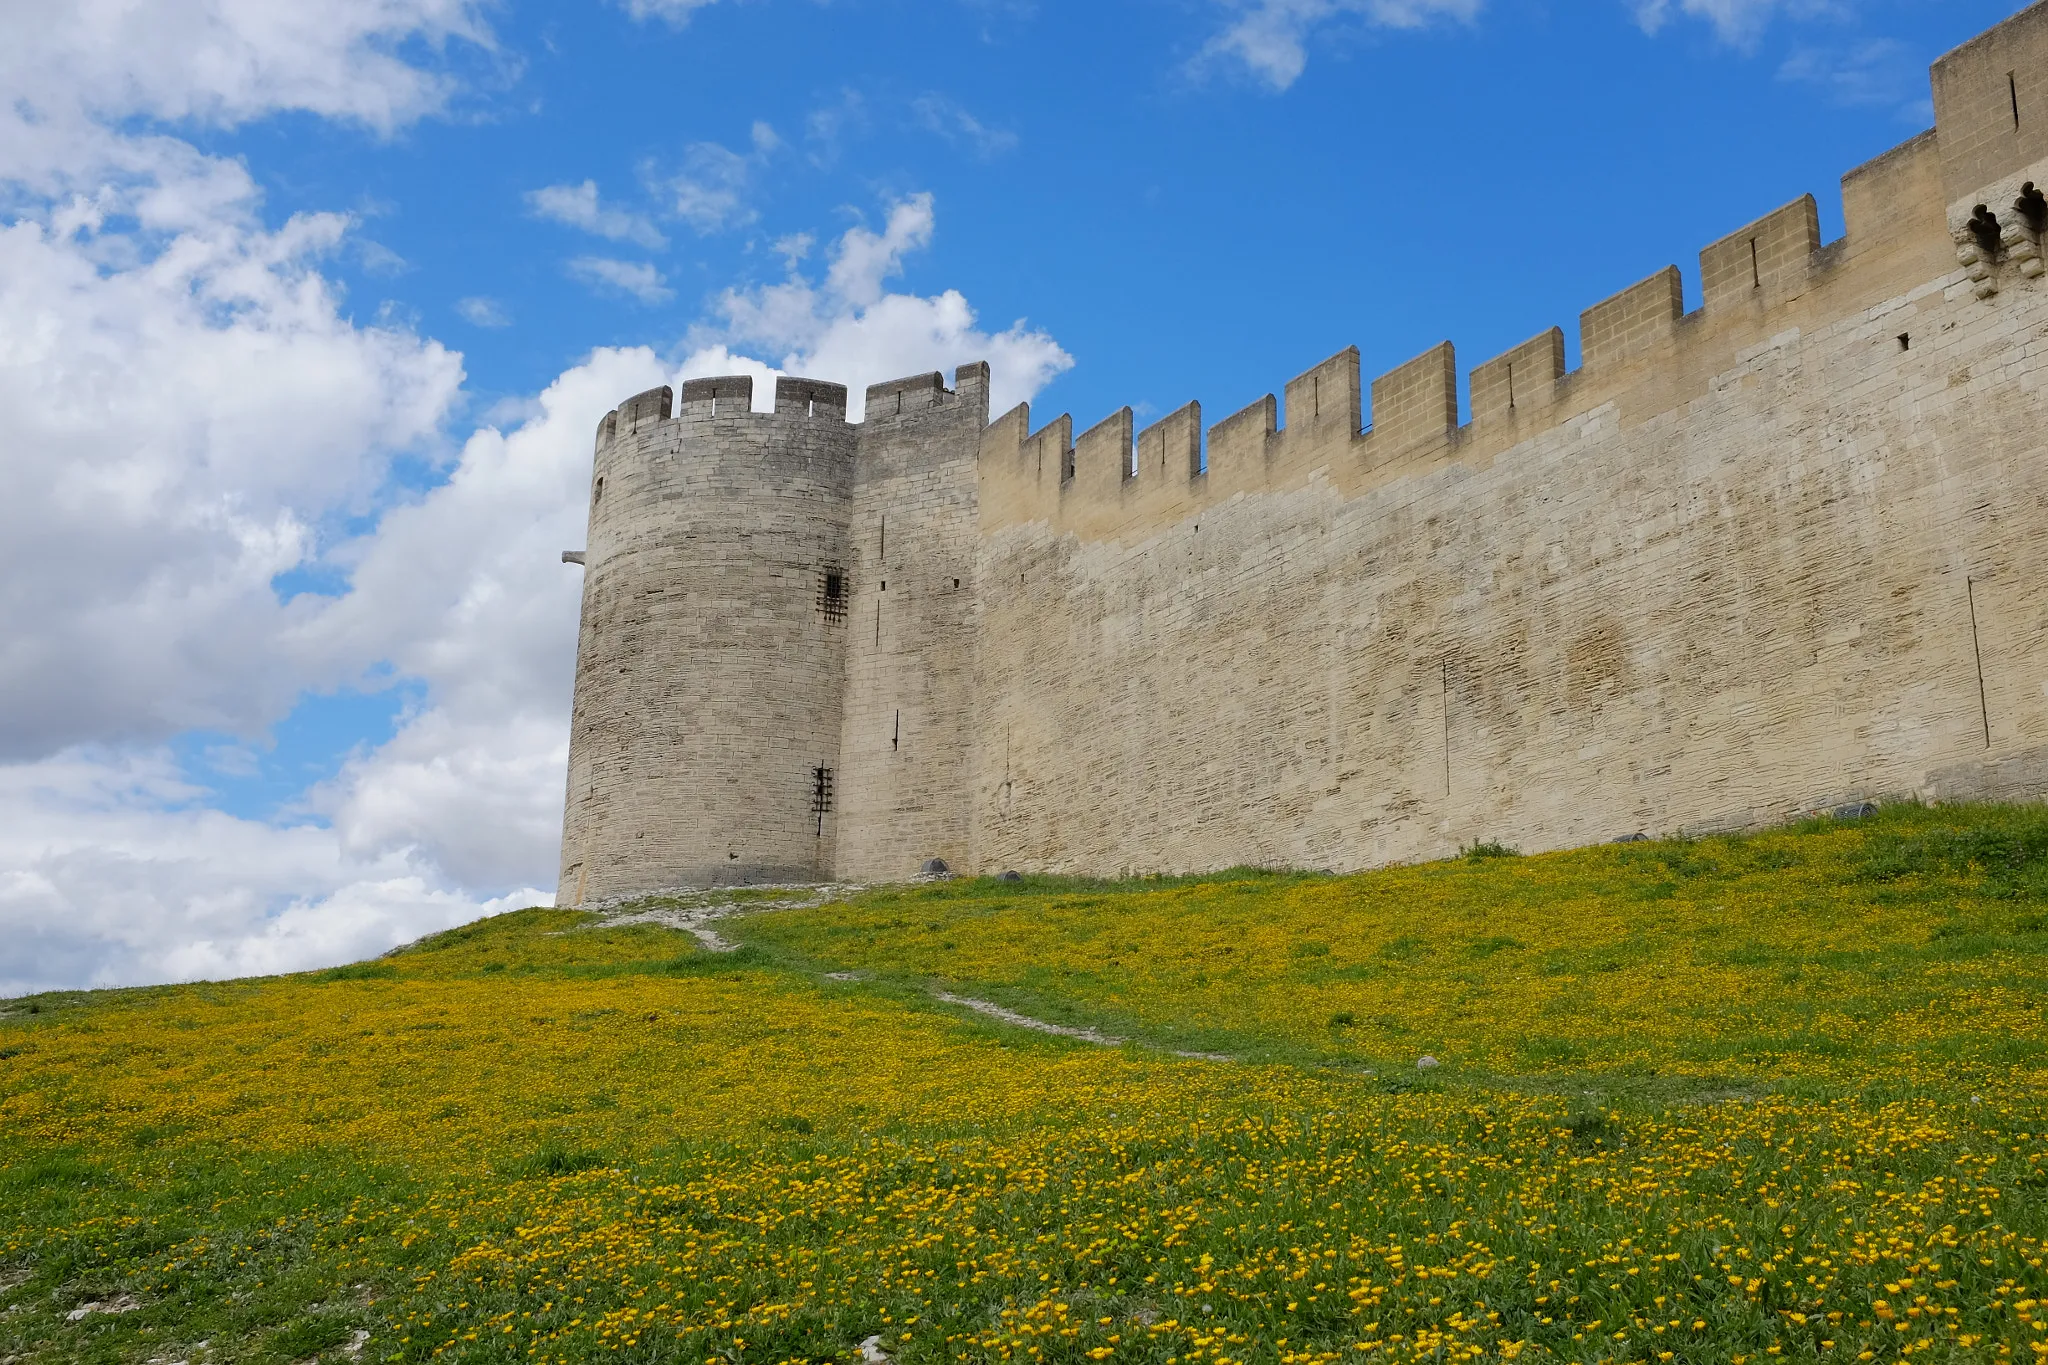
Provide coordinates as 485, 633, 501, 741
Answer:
1127, 435, 1137, 481
896, 392, 903, 415
810, 766, 834, 835
874, 600, 881, 647
820, 570, 848, 623
2013, 73, 2022, 130
879, 516, 886, 563
1750, 237, 1761, 289
1506, 361, 1516, 411
893, 711, 900, 751
1061, 447, 1075, 482
1312, 375, 1320, 419
593, 477, 604, 504
711, 395, 718, 416
1898, 333, 1911, 351
953, 578, 960, 589
808, 399, 815, 417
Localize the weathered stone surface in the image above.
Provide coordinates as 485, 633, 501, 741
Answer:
556, 378, 856, 905
559, 5, 2048, 904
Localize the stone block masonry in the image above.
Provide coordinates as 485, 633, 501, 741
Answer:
558, 2, 2048, 903
559, 376, 858, 904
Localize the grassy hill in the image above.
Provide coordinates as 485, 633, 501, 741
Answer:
3, 804, 2047, 1364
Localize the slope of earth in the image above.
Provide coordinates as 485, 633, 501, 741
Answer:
0, 807, 2042, 1365
728, 804, 2048, 1100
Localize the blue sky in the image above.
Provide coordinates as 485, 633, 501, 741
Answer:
0, 0, 2024, 994
250, 0, 2007, 415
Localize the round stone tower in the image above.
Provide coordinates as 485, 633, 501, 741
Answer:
557, 374, 857, 906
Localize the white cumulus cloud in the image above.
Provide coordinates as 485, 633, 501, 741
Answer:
301, 346, 674, 892
0, 186, 463, 759
0, 2, 1078, 998
0, 0, 492, 190
0, 344, 672, 996
690, 193, 1073, 420
0, 184, 1070, 994
0, 0, 510, 995
0, 747, 533, 998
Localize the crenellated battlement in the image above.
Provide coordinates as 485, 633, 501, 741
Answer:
864, 362, 990, 425
565, 2, 2048, 901
866, 370, 951, 419
587, 8, 2048, 551
1468, 328, 1563, 426
591, 365, 995, 474
1699, 197, 1823, 313
777, 377, 848, 418
679, 375, 755, 416
591, 376, 863, 454
607, 384, 671, 444
980, 7, 2048, 544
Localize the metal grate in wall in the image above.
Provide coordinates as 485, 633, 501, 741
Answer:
818, 569, 849, 623
810, 766, 834, 836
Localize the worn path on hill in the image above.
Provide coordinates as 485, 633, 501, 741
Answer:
587, 890, 1239, 1061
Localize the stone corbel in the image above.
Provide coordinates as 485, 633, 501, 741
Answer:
2010, 182, 2048, 281
1959, 204, 2004, 299
2002, 221, 2043, 280
1957, 237, 1999, 298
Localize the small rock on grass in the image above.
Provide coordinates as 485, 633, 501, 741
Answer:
1416, 1055, 1440, 1070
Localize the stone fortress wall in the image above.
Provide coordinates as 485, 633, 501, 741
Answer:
833, 371, 988, 884
560, 2, 2048, 903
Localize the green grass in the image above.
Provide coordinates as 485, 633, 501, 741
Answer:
3, 803, 2047, 1364
724, 801, 2048, 1098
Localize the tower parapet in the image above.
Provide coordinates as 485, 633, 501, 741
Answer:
973, 2, 2048, 548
